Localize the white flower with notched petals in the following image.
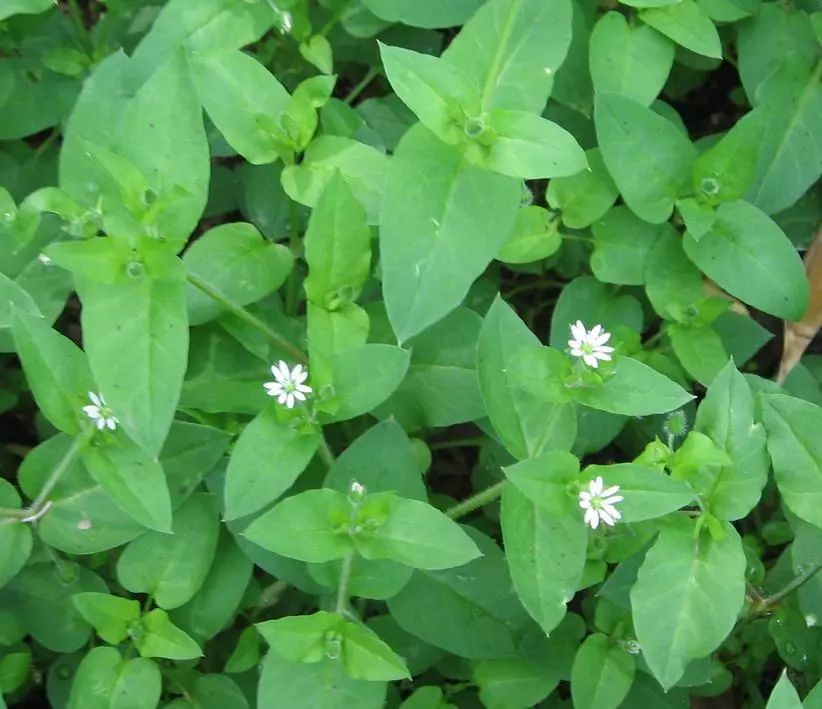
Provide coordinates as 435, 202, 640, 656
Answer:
82, 392, 119, 431
568, 320, 615, 369
579, 476, 623, 529
263, 360, 312, 409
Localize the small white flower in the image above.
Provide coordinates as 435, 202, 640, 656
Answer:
350, 481, 366, 497
568, 320, 615, 369
37, 253, 52, 265
82, 391, 119, 431
263, 360, 312, 409
579, 476, 623, 529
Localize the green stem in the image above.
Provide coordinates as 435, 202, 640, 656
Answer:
186, 272, 307, 363
344, 66, 379, 105
318, 435, 335, 468
284, 201, 301, 317
560, 233, 595, 244
446, 480, 508, 520
335, 551, 355, 614
67, 0, 93, 54
757, 559, 822, 611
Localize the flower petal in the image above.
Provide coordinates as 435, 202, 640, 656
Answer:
96, 417, 106, 431
89, 392, 102, 407
601, 485, 620, 498
591, 477, 604, 495
599, 508, 616, 526
583, 353, 599, 368
285, 393, 295, 409
571, 321, 587, 341
585, 508, 599, 529
83, 405, 100, 418
602, 504, 621, 520
296, 383, 313, 394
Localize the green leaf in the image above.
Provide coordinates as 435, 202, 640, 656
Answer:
761, 394, 822, 529
380, 124, 519, 342
184, 222, 293, 325
0, 480, 32, 589
170, 530, 254, 644
3, 562, 106, 653
582, 463, 694, 522
501, 484, 587, 635
300, 35, 333, 75
77, 272, 188, 458
475, 110, 586, 179
364, 0, 485, 28
223, 408, 320, 521
243, 489, 353, 563
503, 451, 580, 513
376, 308, 486, 428
590, 206, 664, 285
116, 494, 220, 610
324, 421, 427, 501
549, 275, 644, 348
281, 135, 388, 224
340, 621, 411, 681
506, 344, 573, 405
571, 633, 636, 709
0, 0, 56, 22
378, 43, 478, 145
71, 593, 140, 646
68, 647, 161, 709
387, 531, 531, 659
81, 438, 173, 533
682, 200, 808, 320
640, 0, 722, 59
745, 56, 822, 216
304, 173, 371, 307
669, 324, 728, 386
17, 434, 144, 555
644, 227, 704, 320
547, 149, 619, 230
11, 309, 92, 434
356, 497, 481, 570
478, 297, 577, 460
60, 51, 209, 247
258, 652, 386, 709
595, 92, 697, 224
134, 609, 203, 660
589, 12, 674, 106
497, 206, 562, 264
191, 49, 291, 165
766, 670, 803, 709
0, 273, 41, 331
475, 656, 560, 709
325, 344, 410, 421
257, 611, 340, 663
631, 518, 746, 689
443, 0, 573, 113
572, 357, 693, 416
692, 108, 767, 205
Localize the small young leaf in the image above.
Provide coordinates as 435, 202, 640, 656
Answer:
340, 621, 411, 681
640, 0, 722, 59
71, 593, 140, 646
134, 609, 203, 661
547, 149, 619, 229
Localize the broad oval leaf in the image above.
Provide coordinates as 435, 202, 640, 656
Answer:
595, 92, 696, 224
682, 200, 808, 320
68, 647, 161, 709
570, 633, 636, 709
380, 124, 520, 342
631, 518, 746, 689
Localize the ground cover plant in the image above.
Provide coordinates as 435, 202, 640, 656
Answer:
0, 0, 821, 707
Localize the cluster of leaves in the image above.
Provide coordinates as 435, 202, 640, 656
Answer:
0, 0, 821, 707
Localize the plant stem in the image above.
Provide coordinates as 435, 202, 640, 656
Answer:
318, 435, 335, 468
344, 66, 378, 105
757, 559, 822, 611
67, 0, 93, 54
186, 272, 307, 363
335, 551, 355, 613
446, 480, 508, 520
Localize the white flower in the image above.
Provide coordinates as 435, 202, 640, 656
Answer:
263, 360, 312, 409
579, 476, 623, 529
82, 391, 119, 431
37, 253, 52, 265
568, 320, 615, 369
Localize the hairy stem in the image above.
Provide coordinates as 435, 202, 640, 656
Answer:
446, 480, 508, 520
335, 551, 355, 614
344, 66, 379, 105
186, 272, 307, 363
757, 559, 822, 611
